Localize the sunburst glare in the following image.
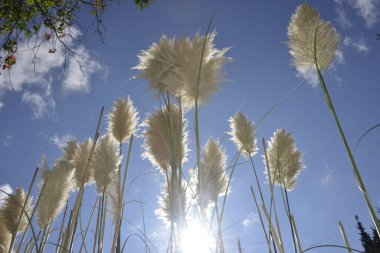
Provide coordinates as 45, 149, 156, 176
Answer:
180, 221, 215, 253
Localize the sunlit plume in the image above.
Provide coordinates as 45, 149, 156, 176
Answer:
0, 187, 31, 235
134, 32, 231, 108
0, 215, 11, 252
229, 112, 258, 157
107, 97, 139, 143
37, 159, 75, 229
72, 138, 94, 188
62, 139, 78, 162
92, 134, 121, 194
194, 137, 228, 212
142, 104, 188, 173
155, 176, 187, 225
288, 3, 340, 70
265, 129, 305, 190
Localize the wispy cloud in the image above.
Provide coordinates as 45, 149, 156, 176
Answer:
352, 0, 379, 27
334, 0, 379, 28
335, 0, 353, 28
21, 81, 56, 119
50, 133, 74, 149
241, 212, 258, 227
1, 131, 13, 147
62, 46, 103, 93
343, 36, 370, 53
0, 28, 104, 118
0, 184, 13, 207
295, 67, 319, 87
321, 160, 334, 186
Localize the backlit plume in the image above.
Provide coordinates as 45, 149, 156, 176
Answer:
142, 104, 188, 172
107, 97, 139, 143
63, 139, 78, 161
229, 112, 258, 157
0, 187, 31, 235
135, 32, 230, 108
73, 138, 94, 187
92, 134, 121, 193
288, 3, 340, 70
37, 160, 75, 229
265, 129, 304, 190
196, 138, 228, 210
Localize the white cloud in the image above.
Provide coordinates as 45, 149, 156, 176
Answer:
352, 0, 379, 27
335, 0, 353, 28
0, 184, 13, 207
343, 37, 370, 53
321, 161, 334, 186
0, 28, 103, 118
295, 66, 319, 87
335, 50, 345, 64
334, 0, 379, 28
62, 46, 103, 93
50, 133, 74, 149
22, 90, 56, 119
241, 212, 258, 227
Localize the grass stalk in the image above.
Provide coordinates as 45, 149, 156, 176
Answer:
79, 197, 98, 253
291, 215, 302, 253
250, 186, 272, 253
338, 221, 352, 253
262, 204, 284, 253
313, 27, 380, 237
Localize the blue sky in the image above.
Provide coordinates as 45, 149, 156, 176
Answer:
0, 0, 379, 252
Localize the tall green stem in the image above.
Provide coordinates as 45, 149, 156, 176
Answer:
313, 27, 380, 237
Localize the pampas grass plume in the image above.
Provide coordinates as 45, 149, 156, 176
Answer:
288, 3, 340, 70
107, 97, 139, 143
73, 138, 94, 187
229, 112, 258, 157
37, 159, 75, 229
0, 216, 11, 253
265, 129, 305, 190
197, 137, 228, 209
63, 139, 78, 162
0, 187, 31, 235
142, 104, 188, 172
92, 134, 121, 193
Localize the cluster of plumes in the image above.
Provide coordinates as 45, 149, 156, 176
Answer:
195, 138, 228, 211
37, 159, 75, 229
142, 104, 188, 172
107, 97, 139, 143
92, 134, 121, 194
0, 188, 31, 242
134, 31, 231, 108
155, 176, 187, 225
228, 112, 258, 157
265, 129, 305, 191
287, 3, 340, 70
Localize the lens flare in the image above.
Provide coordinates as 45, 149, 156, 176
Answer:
180, 221, 215, 253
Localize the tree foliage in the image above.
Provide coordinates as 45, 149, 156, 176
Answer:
356, 215, 380, 253
0, 0, 153, 73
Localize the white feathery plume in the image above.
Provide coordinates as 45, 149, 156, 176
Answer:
142, 104, 188, 172
0, 216, 11, 253
63, 139, 78, 162
155, 176, 187, 226
72, 138, 94, 188
134, 36, 181, 96
265, 129, 305, 190
134, 32, 231, 108
196, 138, 228, 210
92, 134, 121, 194
228, 112, 258, 157
0, 187, 31, 235
37, 159, 75, 229
176, 31, 231, 108
107, 172, 119, 224
107, 97, 139, 143
288, 3, 340, 70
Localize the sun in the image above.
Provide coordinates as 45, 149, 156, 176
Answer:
180, 221, 215, 253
